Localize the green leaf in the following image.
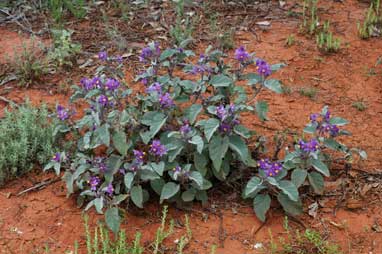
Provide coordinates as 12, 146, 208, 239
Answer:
97, 124, 110, 146
255, 101, 268, 121
271, 63, 286, 72
291, 169, 307, 188
189, 171, 204, 188
253, 194, 271, 222
182, 188, 196, 202
228, 135, 250, 163
329, 117, 348, 126
200, 118, 220, 142
244, 176, 262, 197
159, 49, 177, 61
160, 182, 180, 203
278, 180, 299, 202
209, 135, 229, 171
184, 104, 202, 124
210, 74, 232, 87
150, 178, 165, 195
233, 125, 252, 139
94, 197, 104, 214
140, 112, 167, 144
131, 185, 143, 208
105, 207, 121, 234
308, 172, 325, 194
264, 79, 283, 93
194, 152, 208, 176
277, 193, 303, 216
311, 158, 330, 177
189, 135, 204, 154
124, 172, 135, 190
112, 130, 128, 155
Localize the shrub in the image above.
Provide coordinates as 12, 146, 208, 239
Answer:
45, 42, 365, 232
0, 102, 57, 186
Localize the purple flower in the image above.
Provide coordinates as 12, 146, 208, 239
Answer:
133, 150, 145, 164
89, 176, 100, 191
256, 59, 271, 77
258, 159, 282, 177
298, 139, 319, 153
180, 123, 192, 136
150, 140, 167, 157
146, 82, 162, 93
310, 113, 319, 123
159, 93, 174, 108
92, 77, 103, 89
98, 51, 108, 61
80, 78, 94, 90
52, 152, 61, 162
219, 122, 232, 134
105, 78, 120, 91
56, 105, 69, 121
216, 105, 227, 120
116, 55, 123, 64
105, 183, 114, 196
98, 95, 109, 106
234, 46, 250, 62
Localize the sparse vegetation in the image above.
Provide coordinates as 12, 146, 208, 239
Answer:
316, 21, 341, 53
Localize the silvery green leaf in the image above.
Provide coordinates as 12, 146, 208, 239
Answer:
278, 180, 299, 202
189, 135, 204, 154
277, 193, 302, 216
189, 171, 204, 188
253, 194, 271, 222
112, 130, 128, 155
131, 185, 143, 208
209, 135, 229, 171
160, 182, 180, 203
255, 101, 268, 121
264, 79, 283, 93
291, 169, 307, 188
181, 188, 197, 202
311, 158, 330, 177
105, 207, 121, 234
210, 74, 232, 87
228, 135, 250, 163
244, 176, 262, 197
329, 117, 348, 126
124, 172, 135, 190
308, 172, 325, 194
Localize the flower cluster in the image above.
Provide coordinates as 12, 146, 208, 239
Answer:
150, 140, 167, 157
310, 110, 340, 137
216, 104, 239, 134
298, 139, 319, 153
258, 159, 283, 177
56, 105, 70, 121
234, 46, 251, 62
139, 42, 160, 62
256, 59, 271, 77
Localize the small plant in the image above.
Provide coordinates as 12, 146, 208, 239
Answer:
301, 0, 319, 34
0, 101, 58, 186
46, 0, 87, 25
316, 21, 341, 53
352, 100, 367, 111
285, 34, 295, 47
299, 87, 318, 99
170, 0, 195, 45
12, 39, 49, 87
267, 217, 342, 254
48, 29, 81, 68
357, 0, 382, 39
81, 214, 144, 254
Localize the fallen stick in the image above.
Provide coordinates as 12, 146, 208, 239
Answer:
16, 178, 61, 196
